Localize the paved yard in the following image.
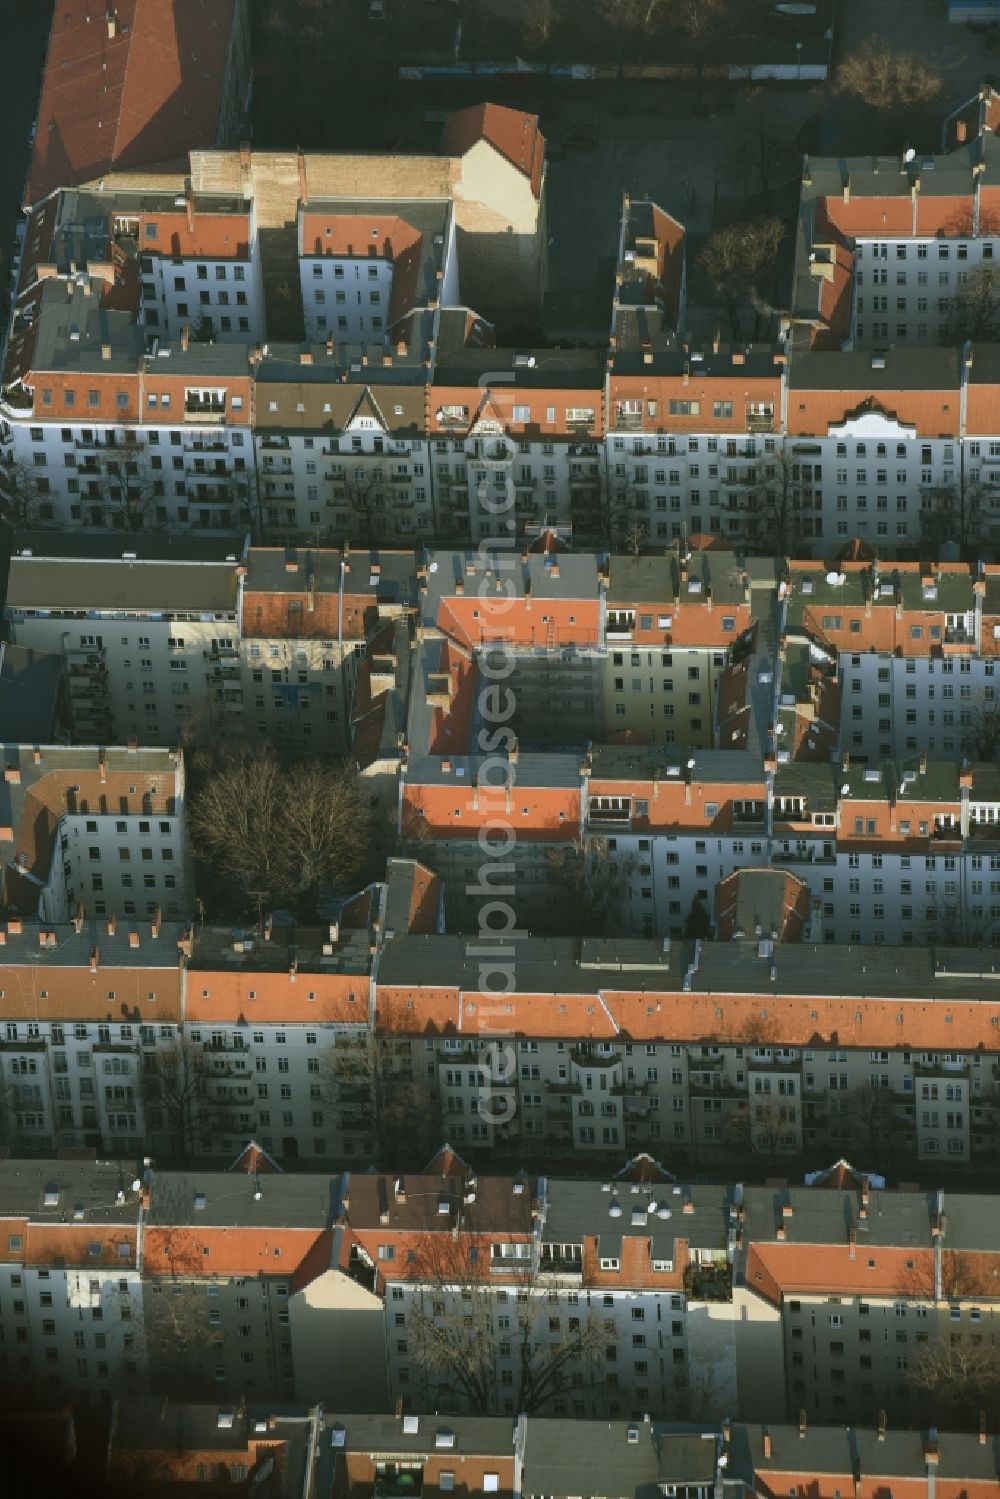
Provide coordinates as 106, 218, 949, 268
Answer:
541, 85, 818, 338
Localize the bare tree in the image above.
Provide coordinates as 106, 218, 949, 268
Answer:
910, 1338, 1000, 1426
725, 88, 802, 210
624, 520, 647, 557
138, 1219, 226, 1398
919, 481, 984, 555
721, 450, 805, 553
0, 455, 47, 526
143, 1037, 246, 1162
188, 747, 369, 917
90, 439, 166, 533
962, 693, 1000, 762
522, 0, 558, 49
835, 39, 942, 117
539, 837, 636, 936
404, 1231, 608, 1415
675, 0, 728, 102
595, 0, 664, 38
941, 264, 1000, 343
838, 1084, 898, 1176
698, 217, 786, 342
319, 1028, 443, 1167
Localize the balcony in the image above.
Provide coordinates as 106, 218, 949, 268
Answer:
746, 412, 774, 433
184, 403, 226, 423
684, 1262, 733, 1303
915, 1059, 970, 1078
374, 1474, 422, 1499
571, 1046, 618, 1069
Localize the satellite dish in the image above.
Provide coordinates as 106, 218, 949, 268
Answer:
903, 148, 916, 163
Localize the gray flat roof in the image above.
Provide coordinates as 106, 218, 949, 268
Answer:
147, 1169, 342, 1230
6, 556, 239, 614
0, 1159, 143, 1224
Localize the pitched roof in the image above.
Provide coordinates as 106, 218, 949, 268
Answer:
442, 104, 545, 199
26, 0, 241, 209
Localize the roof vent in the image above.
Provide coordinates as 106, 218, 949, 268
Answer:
330, 1425, 346, 1448
627, 1426, 640, 1445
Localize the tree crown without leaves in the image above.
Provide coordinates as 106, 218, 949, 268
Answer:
835, 40, 942, 113
188, 748, 368, 915
698, 216, 786, 288
403, 1232, 608, 1414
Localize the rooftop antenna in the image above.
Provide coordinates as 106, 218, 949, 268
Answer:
247, 889, 267, 934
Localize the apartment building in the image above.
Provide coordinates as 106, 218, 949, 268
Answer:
3, 191, 257, 535
108, 1397, 317, 1497
5, 535, 245, 746
6, 1152, 1000, 1429
372, 926, 1000, 1167
4, 536, 418, 753
101, 1402, 1000, 1499
0, 1159, 147, 1409
0, 741, 190, 926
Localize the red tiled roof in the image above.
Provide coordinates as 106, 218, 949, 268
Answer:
25, 0, 240, 208
442, 104, 545, 199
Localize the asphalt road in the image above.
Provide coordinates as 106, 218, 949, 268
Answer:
0, 0, 52, 290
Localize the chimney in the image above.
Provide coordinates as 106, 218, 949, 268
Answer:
73, 904, 84, 935
90, 947, 99, 972
877, 1410, 886, 1442
298, 150, 308, 203
394, 1178, 406, 1205
919, 751, 928, 774
763, 1432, 772, 1461
181, 324, 190, 353
99, 749, 107, 784
980, 1412, 987, 1446
395, 1398, 404, 1419
107, 914, 117, 937
128, 931, 140, 949
843, 175, 851, 203
186, 189, 194, 235
107, 9, 116, 39
956, 120, 968, 144
101, 343, 112, 361
8, 917, 22, 935
798, 1411, 806, 1440
151, 906, 161, 939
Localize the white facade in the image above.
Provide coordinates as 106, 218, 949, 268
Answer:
851, 234, 999, 349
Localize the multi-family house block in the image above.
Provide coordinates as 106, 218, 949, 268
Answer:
4, 536, 418, 754
0, 741, 190, 926
0, 1159, 146, 1408
100, 1402, 1000, 1499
